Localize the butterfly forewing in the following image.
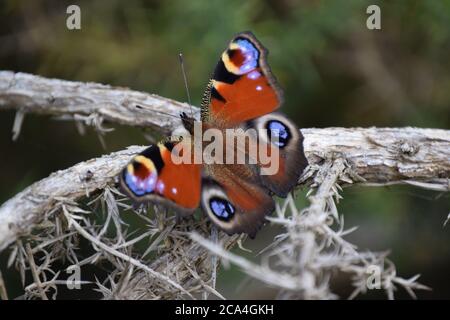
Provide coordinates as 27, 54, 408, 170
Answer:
203, 32, 283, 127
119, 141, 201, 215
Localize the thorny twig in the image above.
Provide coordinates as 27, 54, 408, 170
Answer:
25, 243, 48, 300
62, 204, 194, 299
191, 159, 431, 299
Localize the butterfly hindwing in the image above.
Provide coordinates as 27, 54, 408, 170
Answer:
119, 142, 201, 215
203, 31, 283, 127
249, 112, 308, 197
201, 169, 275, 238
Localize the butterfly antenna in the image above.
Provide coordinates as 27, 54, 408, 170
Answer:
135, 106, 194, 123
178, 53, 194, 118
152, 109, 194, 123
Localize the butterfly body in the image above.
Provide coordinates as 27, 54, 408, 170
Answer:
120, 31, 308, 237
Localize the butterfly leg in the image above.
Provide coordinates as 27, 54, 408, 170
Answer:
157, 135, 183, 146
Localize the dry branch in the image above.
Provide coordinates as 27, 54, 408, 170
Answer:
0, 71, 195, 134
0, 146, 141, 251
0, 71, 449, 299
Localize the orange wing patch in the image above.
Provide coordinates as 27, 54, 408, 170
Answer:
157, 144, 201, 209
120, 142, 201, 213
204, 32, 283, 127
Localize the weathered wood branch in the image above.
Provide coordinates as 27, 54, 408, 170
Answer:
0, 71, 449, 253
303, 127, 449, 190
0, 71, 195, 134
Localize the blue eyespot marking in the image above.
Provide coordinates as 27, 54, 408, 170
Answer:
235, 38, 259, 74
267, 120, 291, 148
124, 171, 157, 196
209, 197, 235, 221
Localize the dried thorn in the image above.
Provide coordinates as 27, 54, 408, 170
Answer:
12, 109, 26, 141
25, 243, 48, 300
0, 270, 8, 300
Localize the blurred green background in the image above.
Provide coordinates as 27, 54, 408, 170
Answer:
0, 0, 449, 299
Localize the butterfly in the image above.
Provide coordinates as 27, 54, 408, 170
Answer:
119, 31, 308, 237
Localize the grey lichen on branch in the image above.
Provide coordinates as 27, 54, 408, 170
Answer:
0, 71, 449, 299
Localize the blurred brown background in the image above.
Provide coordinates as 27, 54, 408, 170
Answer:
0, 0, 449, 299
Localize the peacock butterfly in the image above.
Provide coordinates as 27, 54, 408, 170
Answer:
119, 31, 308, 237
